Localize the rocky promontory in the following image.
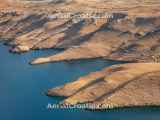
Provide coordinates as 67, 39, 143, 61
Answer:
48, 63, 160, 109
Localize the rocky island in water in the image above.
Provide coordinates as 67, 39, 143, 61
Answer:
1, 0, 160, 110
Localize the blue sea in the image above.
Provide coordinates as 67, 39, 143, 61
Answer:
0, 43, 160, 120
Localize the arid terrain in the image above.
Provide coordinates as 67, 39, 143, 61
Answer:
1, 0, 160, 109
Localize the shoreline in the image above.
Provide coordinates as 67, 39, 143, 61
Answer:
1, 0, 160, 110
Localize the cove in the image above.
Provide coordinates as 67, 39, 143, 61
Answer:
0, 43, 160, 120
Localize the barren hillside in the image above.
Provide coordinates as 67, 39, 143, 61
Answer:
1, 0, 160, 109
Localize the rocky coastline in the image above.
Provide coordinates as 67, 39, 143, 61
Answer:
1, 0, 160, 110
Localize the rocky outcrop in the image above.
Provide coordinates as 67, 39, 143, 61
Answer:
47, 63, 160, 109
10, 45, 30, 53
109, 30, 160, 62
93, 71, 160, 109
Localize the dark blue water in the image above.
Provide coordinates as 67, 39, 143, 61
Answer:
0, 43, 160, 120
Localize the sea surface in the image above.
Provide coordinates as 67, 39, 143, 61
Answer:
0, 43, 160, 120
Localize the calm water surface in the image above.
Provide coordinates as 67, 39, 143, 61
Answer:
0, 43, 160, 120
